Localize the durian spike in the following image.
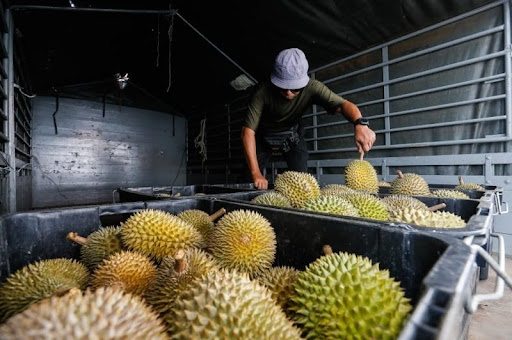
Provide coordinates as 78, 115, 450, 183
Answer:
428, 203, 447, 212
173, 249, 187, 274
458, 176, 464, 185
322, 245, 333, 256
66, 232, 88, 246
209, 208, 226, 222
359, 152, 364, 161
396, 170, 404, 179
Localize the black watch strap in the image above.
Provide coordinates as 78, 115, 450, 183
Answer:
353, 118, 370, 127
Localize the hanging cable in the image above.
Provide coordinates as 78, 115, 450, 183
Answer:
194, 118, 207, 169
166, 3, 175, 92
14, 83, 37, 98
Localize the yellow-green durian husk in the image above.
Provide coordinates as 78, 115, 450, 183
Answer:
80, 226, 125, 270
91, 250, 158, 296
431, 189, 470, 199
256, 266, 300, 312
389, 207, 466, 228
208, 210, 276, 277
145, 248, 220, 321
345, 159, 379, 194
320, 184, 355, 197
0, 287, 168, 339
121, 209, 203, 260
289, 251, 412, 340
168, 269, 303, 340
0, 258, 89, 322
177, 209, 214, 241
251, 191, 293, 208
381, 194, 428, 213
390, 172, 430, 196
274, 171, 320, 208
338, 192, 390, 221
455, 183, 485, 191
301, 195, 360, 217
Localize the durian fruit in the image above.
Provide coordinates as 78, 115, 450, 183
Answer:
251, 191, 293, 208
208, 209, 276, 277
379, 181, 392, 187
168, 269, 303, 339
289, 247, 412, 340
145, 248, 220, 321
274, 171, 320, 208
389, 207, 466, 228
256, 266, 300, 312
0, 258, 89, 322
91, 250, 158, 296
67, 226, 125, 271
319, 184, 355, 197
431, 189, 470, 199
301, 195, 359, 217
338, 191, 390, 221
455, 175, 485, 191
177, 208, 226, 241
381, 194, 428, 213
344, 152, 379, 194
121, 209, 203, 260
0, 287, 168, 340
390, 170, 430, 196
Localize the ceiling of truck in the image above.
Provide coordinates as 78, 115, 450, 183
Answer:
8, 0, 495, 116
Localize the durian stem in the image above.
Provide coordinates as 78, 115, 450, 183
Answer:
428, 203, 447, 212
209, 208, 227, 222
458, 176, 464, 185
322, 244, 333, 255
174, 249, 187, 273
66, 232, 88, 246
52, 286, 74, 298
359, 152, 364, 161
396, 170, 404, 179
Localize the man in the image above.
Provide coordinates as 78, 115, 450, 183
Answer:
241, 48, 376, 189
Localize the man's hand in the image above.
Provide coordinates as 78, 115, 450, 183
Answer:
253, 173, 268, 190
354, 125, 376, 153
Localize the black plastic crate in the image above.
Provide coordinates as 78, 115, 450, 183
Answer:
0, 198, 478, 340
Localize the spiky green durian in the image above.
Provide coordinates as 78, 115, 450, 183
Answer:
168, 269, 302, 339
381, 194, 428, 213
251, 191, 293, 208
319, 184, 355, 197
301, 195, 359, 217
274, 171, 320, 208
338, 192, 390, 221
208, 210, 276, 277
389, 207, 466, 228
0, 287, 168, 339
431, 189, 470, 199
121, 209, 203, 260
256, 266, 300, 311
177, 208, 225, 241
345, 155, 379, 194
145, 248, 220, 321
0, 258, 89, 322
91, 250, 158, 296
67, 226, 125, 271
390, 170, 430, 196
455, 176, 485, 191
289, 251, 411, 340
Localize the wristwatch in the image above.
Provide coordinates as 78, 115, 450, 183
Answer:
353, 118, 370, 127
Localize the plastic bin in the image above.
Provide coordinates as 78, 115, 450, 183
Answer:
0, 198, 478, 339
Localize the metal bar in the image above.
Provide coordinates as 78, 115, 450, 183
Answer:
10, 5, 176, 15
0, 130, 7, 142
15, 146, 30, 158
6, 10, 16, 212
14, 115, 30, 135
311, 72, 318, 152
310, 0, 506, 73
382, 47, 391, 146
322, 25, 505, 85
0, 1, 8, 33
174, 12, 258, 84
0, 107, 6, 120
15, 131, 30, 148
503, 0, 512, 137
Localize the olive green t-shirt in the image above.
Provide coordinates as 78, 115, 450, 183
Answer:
244, 78, 346, 132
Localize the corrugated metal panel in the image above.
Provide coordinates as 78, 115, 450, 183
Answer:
32, 97, 186, 208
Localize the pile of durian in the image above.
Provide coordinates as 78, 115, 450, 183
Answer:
251, 153, 470, 229
0, 207, 413, 339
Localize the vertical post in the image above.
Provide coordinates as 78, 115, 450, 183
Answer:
5, 9, 15, 212
311, 71, 318, 153
382, 46, 391, 146
503, 0, 512, 137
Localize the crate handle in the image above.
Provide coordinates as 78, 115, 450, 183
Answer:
465, 233, 512, 313
496, 200, 509, 215
112, 189, 119, 204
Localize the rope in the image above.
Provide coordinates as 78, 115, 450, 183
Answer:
14, 83, 37, 98
194, 118, 207, 169
166, 3, 175, 92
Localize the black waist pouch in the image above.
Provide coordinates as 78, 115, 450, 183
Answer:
262, 125, 300, 152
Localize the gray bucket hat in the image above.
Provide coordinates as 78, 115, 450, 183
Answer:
270, 48, 310, 89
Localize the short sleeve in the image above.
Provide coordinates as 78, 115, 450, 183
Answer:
311, 79, 346, 114
244, 88, 266, 131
